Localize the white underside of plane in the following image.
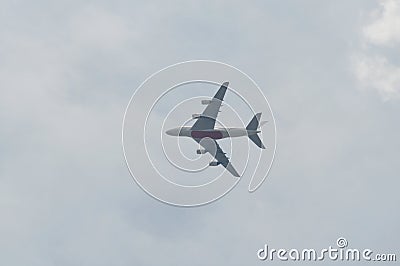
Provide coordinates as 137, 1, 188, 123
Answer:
166, 82, 266, 177
166, 127, 260, 139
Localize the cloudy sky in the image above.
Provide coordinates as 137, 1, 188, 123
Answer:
1, 0, 399, 265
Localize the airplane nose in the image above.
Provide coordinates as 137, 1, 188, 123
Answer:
166, 128, 177, 136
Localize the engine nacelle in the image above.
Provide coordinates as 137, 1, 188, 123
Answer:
196, 149, 207, 154
201, 99, 212, 105
209, 161, 220, 166
192, 114, 201, 119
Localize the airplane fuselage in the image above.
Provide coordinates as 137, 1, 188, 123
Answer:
166, 126, 259, 140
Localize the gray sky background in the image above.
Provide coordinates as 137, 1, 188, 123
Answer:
1, 0, 399, 265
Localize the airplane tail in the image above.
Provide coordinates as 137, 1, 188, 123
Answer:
246, 113, 266, 149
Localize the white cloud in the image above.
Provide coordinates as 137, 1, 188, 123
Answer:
352, 54, 400, 100
363, 0, 400, 46
352, 0, 400, 100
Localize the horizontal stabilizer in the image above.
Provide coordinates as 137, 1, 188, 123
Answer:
248, 134, 266, 149
246, 113, 262, 130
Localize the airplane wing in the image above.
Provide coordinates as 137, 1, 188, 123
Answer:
194, 138, 240, 177
190, 82, 229, 130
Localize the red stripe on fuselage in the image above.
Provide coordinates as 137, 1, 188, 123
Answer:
191, 130, 223, 139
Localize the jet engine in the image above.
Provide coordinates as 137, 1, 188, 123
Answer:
196, 149, 207, 154
201, 99, 212, 105
209, 161, 221, 166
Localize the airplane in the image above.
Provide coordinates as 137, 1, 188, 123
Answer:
165, 81, 266, 177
